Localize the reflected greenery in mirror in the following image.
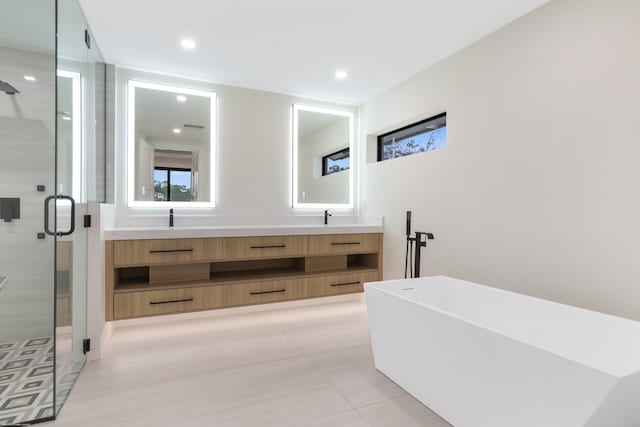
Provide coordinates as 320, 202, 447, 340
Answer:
127, 81, 216, 207
293, 104, 354, 208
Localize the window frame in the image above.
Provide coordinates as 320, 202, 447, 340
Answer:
377, 112, 447, 162
322, 147, 350, 176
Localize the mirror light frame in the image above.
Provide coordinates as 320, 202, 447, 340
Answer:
127, 80, 217, 208
292, 104, 354, 209
57, 69, 82, 202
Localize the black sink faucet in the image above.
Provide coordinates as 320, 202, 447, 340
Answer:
169, 208, 174, 227
324, 209, 332, 225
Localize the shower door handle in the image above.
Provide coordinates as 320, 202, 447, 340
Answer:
44, 195, 76, 236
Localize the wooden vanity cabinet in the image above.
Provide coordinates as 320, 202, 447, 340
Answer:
308, 233, 380, 255
113, 238, 224, 267
106, 233, 382, 320
225, 235, 307, 260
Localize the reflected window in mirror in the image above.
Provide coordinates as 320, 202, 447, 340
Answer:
127, 80, 216, 207
153, 168, 192, 201
322, 147, 349, 176
293, 104, 354, 209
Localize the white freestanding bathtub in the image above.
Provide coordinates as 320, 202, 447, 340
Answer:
365, 276, 640, 427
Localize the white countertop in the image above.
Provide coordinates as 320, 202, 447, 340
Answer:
104, 224, 384, 240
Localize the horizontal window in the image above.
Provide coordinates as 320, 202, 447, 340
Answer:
322, 147, 350, 176
377, 112, 446, 162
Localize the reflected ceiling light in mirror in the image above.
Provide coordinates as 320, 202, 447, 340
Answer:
172, 128, 181, 134
181, 38, 196, 49
23, 75, 36, 81
335, 70, 348, 80
176, 95, 187, 102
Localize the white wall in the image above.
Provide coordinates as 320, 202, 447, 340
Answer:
360, 0, 640, 320
114, 67, 358, 227
298, 118, 350, 204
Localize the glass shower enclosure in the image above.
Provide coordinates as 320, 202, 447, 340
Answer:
0, 0, 105, 424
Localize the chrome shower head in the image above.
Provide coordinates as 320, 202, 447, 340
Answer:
0, 80, 20, 95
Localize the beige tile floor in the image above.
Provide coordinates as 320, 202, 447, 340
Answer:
47, 295, 451, 427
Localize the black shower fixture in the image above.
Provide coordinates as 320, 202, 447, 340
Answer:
0, 80, 20, 95
404, 210, 434, 278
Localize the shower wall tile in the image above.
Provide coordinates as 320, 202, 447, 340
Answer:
0, 46, 56, 343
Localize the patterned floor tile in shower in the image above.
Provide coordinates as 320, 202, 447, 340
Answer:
0, 337, 54, 426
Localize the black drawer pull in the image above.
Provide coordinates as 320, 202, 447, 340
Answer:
149, 249, 194, 254
250, 289, 286, 295
330, 242, 360, 246
150, 298, 194, 305
331, 281, 361, 287
250, 245, 286, 249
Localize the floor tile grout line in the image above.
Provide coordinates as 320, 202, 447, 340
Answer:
354, 393, 452, 427
262, 306, 398, 425
265, 308, 377, 425
356, 409, 375, 427
266, 312, 309, 360
284, 408, 372, 427
270, 319, 384, 423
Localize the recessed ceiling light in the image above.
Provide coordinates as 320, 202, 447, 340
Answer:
24, 75, 36, 81
172, 128, 182, 134
181, 39, 196, 50
176, 95, 187, 102
335, 70, 348, 80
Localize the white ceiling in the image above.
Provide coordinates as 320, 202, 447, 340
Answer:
78, 0, 549, 104
136, 87, 210, 143
299, 110, 344, 138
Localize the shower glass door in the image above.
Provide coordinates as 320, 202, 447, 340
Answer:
0, 0, 104, 424
0, 1, 57, 424
54, 48, 89, 418
54, 0, 106, 415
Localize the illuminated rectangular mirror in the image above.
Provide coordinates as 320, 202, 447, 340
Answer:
127, 80, 216, 207
293, 104, 354, 209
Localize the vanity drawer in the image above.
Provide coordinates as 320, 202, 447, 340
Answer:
226, 279, 306, 306
308, 233, 380, 255
113, 285, 225, 319
113, 238, 224, 266
307, 270, 379, 297
225, 236, 308, 260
